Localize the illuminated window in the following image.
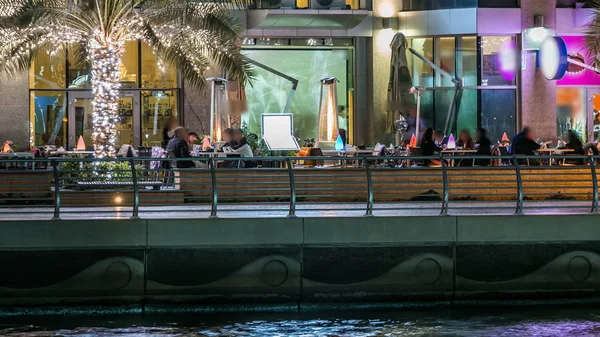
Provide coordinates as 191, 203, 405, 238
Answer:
481, 36, 517, 86
141, 90, 178, 147
30, 91, 67, 147
141, 43, 177, 89
29, 47, 66, 89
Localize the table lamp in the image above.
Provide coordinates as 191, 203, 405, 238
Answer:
335, 134, 344, 152
76, 136, 86, 151
447, 134, 456, 149
202, 136, 211, 150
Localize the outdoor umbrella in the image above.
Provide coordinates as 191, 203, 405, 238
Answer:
387, 32, 415, 145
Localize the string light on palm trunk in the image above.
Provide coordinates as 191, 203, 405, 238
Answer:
89, 39, 124, 158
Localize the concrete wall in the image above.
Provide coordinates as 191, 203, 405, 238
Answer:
520, 0, 557, 141
182, 78, 213, 137
367, 0, 403, 145
0, 214, 598, 313
0, 72, 29, 148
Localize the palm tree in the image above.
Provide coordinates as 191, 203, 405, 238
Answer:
586, 0, 600, 71
0, 0, 251, 158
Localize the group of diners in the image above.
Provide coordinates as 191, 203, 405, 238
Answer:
418, 126, 594, 167
162, 118, 254, 169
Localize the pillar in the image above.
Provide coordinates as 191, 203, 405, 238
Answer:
0, 73, 29, 148
520, 0, 557, 141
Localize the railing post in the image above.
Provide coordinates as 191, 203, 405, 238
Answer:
440, 154, 449, 215
209, 158, 218, 218
365, 157, 374, 216
51, 159, 60, 220
286, 158, 296, 217
513, 156, 524, 215
130, 158, 140, 219
590, 157, 599, 213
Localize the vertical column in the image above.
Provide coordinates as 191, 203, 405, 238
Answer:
520, 0, 557, 141
0, 72, 29, 148
354, 37, 369, 145
369, 0, 402, 145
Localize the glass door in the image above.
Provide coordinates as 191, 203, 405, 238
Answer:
68, 91, 141, 149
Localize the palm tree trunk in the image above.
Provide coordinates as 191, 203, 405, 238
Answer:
89, 42, 123, 158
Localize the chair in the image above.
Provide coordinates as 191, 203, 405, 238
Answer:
408, 147, 433, 167
163, 150, 178, 188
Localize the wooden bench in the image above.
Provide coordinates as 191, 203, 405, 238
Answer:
178, 166, 599, 203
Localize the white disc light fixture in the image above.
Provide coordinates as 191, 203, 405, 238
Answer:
539, 36, 568, 80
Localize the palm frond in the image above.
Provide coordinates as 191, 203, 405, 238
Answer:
585, 0, 600, 69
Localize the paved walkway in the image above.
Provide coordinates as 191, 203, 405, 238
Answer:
0, 201, 596, 220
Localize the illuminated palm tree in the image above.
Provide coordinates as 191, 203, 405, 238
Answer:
0, 0, 251, 157
585, 0, 600, 70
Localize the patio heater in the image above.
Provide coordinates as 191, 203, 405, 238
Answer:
408, 48, 463, 136
207, 77, 230, 142
316, 77, 340, 148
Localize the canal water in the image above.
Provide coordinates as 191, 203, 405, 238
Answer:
1, 306, 600, 336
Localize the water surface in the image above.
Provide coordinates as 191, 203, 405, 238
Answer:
1, 307, 600, 336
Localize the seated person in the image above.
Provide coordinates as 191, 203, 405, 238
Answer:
511, 127, 540, 156
456, 129, 474, 149
421, 128, 442, 167
434, 129, 449, 148
223, 129, 255, 168
564, 130, 585, 165
474, 128, 492, 166
511, 127, 541, 165
187, 132, 199, 146
221, 128, 235, 150
166, 127, 195, 168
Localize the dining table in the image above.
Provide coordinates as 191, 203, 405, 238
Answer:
0, 152, 36, 170
441, 149, 478, 167
536, 148, 575, 166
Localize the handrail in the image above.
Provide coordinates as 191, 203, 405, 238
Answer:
513, 155, 523, 215
591, 159, 599, 214
209, 158, 218, 218
1, 154, 600, 219
51, 159, 60, 220
440, 154, 449, 215
364, 159, 373, 216
286, 157, 297, 217
130, 158, 140, 219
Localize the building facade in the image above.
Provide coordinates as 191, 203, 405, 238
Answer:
0, 0, 598, 149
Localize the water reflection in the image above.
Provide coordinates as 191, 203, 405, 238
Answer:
1, 308, 600, 336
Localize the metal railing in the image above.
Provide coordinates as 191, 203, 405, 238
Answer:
0, 154, 598, 219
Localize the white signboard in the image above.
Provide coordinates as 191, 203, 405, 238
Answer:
261, 113, 300, 151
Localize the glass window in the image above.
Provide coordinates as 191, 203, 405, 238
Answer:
437, 37, 455, 87
432, 89, 477, 137
481, 89, 516, 142
67, 40, 140, 89
434, 90, 455, 132
458, 36, 478, 87
141, 90, 178, 147
30, 47, 66, 89
411, 38, 434, 87
67, 45, 91, 89
30, 91, 67, 147
557, 87, 587, 142
242, 49, 351, 140
141, 43, 177, 89
120, 41, 139, 88
457, 89, 477, 133
479, 0, 519, 7
481, 36, 517, 86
